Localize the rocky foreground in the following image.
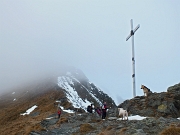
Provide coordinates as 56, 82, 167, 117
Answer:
30, 109, 180, 135
1, 82, 180, 135
30, 83, 180, 135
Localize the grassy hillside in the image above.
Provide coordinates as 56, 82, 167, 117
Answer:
0, 87, 65, 135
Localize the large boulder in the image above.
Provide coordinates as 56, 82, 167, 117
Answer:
119, 83, 180, 118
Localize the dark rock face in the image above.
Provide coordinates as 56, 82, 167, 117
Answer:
57, 67, 117, 109
119, 83, 180, 118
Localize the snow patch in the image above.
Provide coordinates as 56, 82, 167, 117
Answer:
59, 106, 75, 113
21, 105, 38, 116
63, 109, 74, 113
56, 100, 61, 102
58, 76, 92, 110
117, 115, 147, 121
46, 117, 54, 120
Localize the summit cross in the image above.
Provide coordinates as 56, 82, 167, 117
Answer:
126, 19, 140, 97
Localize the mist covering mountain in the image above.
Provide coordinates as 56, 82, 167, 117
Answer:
0, 67, 117, 134
56, 67, 116, 110
0, 67, 116, 110
0, 68, 180, 135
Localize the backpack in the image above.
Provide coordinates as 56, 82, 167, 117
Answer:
96, 108, 101, 115
87, 105, 91, 112
101, 105, 105, 109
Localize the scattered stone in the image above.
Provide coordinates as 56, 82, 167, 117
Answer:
108, 117, 117, 120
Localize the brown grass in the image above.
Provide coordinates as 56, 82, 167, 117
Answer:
60, 117, 68, 123
90, 118, 102, 123
159, 125, 180, 135
80, 123, 95, 133
117, 127, 128, 135
106, 126, 114, 131
56, 116, 68, 126
98, 126, 118, 135
0, 89, 66, 135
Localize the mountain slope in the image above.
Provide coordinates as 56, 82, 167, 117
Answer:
57, 71, 116, 110
0, 67, 116, 135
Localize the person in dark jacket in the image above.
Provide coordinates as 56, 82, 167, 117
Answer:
101, 102, 107, 119
87, 104, 94, 113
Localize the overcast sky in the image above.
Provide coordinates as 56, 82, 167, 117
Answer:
0, 0, 180, 104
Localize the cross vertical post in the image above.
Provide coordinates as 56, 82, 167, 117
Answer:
126, 19, 140, 97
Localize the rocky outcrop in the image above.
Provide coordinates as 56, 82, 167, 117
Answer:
119, 83, 180, 118
30, 109, 180, 135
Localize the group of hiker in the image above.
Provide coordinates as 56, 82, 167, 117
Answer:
56, 102, 108, 120
87, 102, 108, 120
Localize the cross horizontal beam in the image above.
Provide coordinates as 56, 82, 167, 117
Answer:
133, 24, 140, 34
126, 24, 140, 41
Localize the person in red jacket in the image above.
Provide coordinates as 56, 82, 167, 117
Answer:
101, 102, 107, 119
57, 108, 61, 119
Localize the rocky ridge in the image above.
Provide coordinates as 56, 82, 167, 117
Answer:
29, 83, 180, 135
119, 83, 180, 118
30, 108, 180, 135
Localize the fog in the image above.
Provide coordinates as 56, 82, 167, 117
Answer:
1, 1, 180, 104
0, 58, 67, 94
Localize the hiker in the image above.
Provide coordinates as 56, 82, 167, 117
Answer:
87, 104, 94, 113
101, 102, 108, 120
91, 104, 95, 113
57, 108, 61, 119
96, 107, 102, 116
